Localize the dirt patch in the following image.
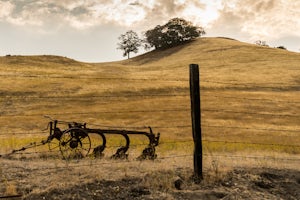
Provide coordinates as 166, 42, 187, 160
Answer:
18, 168, 299, 200
26, 178, 152, 200
1, 157, 299, 200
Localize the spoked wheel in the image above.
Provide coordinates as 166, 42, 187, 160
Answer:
59, 128, 91, 160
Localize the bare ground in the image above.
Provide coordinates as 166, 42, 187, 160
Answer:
1, 157, 299, 200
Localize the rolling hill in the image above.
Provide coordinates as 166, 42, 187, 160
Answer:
0, 37, 299, 150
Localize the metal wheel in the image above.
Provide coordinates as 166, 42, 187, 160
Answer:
59, 128, 91, 160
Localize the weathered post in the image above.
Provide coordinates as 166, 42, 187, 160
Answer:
189, 64, 203, 182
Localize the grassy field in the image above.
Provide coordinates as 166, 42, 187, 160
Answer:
0, 37, 299, 154
0, 37, 299, 199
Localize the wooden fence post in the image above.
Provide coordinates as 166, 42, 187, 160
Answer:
189, 64, 203, 182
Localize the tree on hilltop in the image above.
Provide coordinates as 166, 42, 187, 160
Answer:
117, 30, 142, 59
144, 18, 205, 50
276, 45, 287, 50
255, 40, 269, 47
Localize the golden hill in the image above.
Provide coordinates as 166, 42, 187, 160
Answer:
0, 55, 83, 67
1, 37, 299, 86
118, 37, 300, 87
0, 37, 299, 154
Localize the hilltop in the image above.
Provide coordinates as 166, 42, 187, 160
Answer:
1, 37, 299, 77
121, 37, 299, 67
1, 37, 299, 99
1, 37, 299, 68
0, 55, 83, 67
117, 37, 299, 87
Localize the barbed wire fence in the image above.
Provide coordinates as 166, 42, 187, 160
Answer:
0, 64, 300, 197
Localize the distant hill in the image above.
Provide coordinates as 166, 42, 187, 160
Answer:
0, 55, 84, 67
1, 37, 298, 70
121, 37, 299, 67
1, 37, 299, 86
115, 37, 300, 87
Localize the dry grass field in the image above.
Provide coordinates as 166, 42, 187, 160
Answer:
0, 37, 299, 199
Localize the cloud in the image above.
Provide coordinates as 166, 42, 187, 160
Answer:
131, 0, 213, 31
129, 1, 140, 6
1, 0, 299, 43
210, 0, 300, 41
0, 0, 58, 26
0, 0, 148, 30
0, 0, 211, 31
0, 1, 14, 18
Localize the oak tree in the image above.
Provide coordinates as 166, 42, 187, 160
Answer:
117, 30, 142, 59
144, 18, 205, 50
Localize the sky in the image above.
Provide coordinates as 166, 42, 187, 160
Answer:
0, 0, 299, 62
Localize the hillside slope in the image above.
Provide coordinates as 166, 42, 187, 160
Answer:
116, 37, 300, 87
1, 37, 299, 86
0, 37, 299, 148
0, 55, 82, 66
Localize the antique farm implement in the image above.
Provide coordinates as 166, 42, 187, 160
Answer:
0, 119, 160, 160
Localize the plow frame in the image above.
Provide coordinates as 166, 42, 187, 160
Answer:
45, 119, 160, 160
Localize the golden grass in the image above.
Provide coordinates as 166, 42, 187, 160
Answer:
0, 37, 299, 164
4, 181, 18, 196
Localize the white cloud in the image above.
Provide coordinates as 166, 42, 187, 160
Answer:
50, 0, 87, 10
0, 0, 220, 30
0, 1, 14, 18
213, 0, 300, 40
181, 0, 222, 27
0, 0, 149, 29
91, 1, 146, 27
